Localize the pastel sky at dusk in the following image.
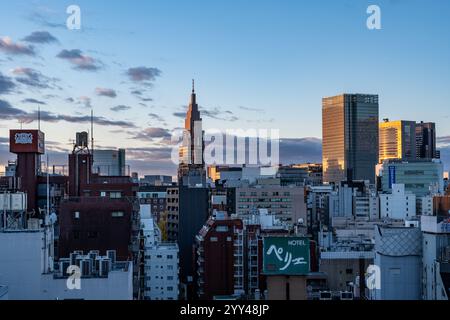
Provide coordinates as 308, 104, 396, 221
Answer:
1, 0, 450, 175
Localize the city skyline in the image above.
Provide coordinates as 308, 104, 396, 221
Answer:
1, 0, 450, 175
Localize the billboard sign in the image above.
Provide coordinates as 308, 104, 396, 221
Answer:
388, 166, 396, 189
263, 237, 310, 275
10, 130, 45, 154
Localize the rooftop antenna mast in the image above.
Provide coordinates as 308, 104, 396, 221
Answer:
91, 108, 94, 154
38, 105, 41, 131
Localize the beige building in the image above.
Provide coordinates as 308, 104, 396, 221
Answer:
235, 184, 307, 224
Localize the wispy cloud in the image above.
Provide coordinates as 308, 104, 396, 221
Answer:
22, 31, 58, 44
110, 105, 131, 112
12, 67, 59, 89
148, 113, 165, 122
130, 127, 171, 141
200, 107, 238, 121
0, 36, 35, 56
126, 67, 161, 85
21, 98, 47, 105
437, 136, 450, 145
0, 72, 16, 94
28, 10, 66, 29
57, 49, 103, 71
239, 106, 264, 112
95, 87, 117, 98
78, 96, 92, 108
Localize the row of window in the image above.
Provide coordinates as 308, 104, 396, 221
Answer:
145, 276, 175, 281
239, 192, 291, 197
238, 198, 292, 203
100, 191, 122, 198
73, 211, 124, 219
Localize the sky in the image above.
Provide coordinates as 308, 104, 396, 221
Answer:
1, 0, 450, 175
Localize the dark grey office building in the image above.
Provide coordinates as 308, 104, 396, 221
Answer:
322, 94, 379, 184
178, 185, 210, 298
416, 121, 437, 159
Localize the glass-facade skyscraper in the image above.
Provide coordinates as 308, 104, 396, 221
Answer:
322, 94, 379, 184
379, 120, 417, 163
415, 121, 437, 159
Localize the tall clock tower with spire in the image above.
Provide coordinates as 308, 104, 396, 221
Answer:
178, 80, 206, 186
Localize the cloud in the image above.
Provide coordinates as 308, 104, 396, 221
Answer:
95, 87, 117, 98
21, 98, 47, 105
200, 107, 238, 121
126, 67, 161, 83
131, 128, 171, 141
0, 99, 27, 119
57, 49, 103, 71
131, 89, 143, 96
239, 106, 264, 112
12, 67, 58, 89
0, 37, 35, 56
0, 72, 16, 94
437, 136, 450, 146
148, 113, 165, 122
127, 147, 173, 162
173, 111, 186, 119
278, 137, 322, 165
22, 31, 58, 44
0, 99, 135, 128
110, 105, 131, 112
28, 11, 66, 29
78, 96, 92, 108
20, 110, 136, 128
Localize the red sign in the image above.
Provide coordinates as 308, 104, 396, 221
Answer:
9, 130, 45, 154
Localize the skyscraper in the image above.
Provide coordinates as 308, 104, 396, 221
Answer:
379, 119, 416, 163
178, 80, 206, 186
322, 94, 379, 184
416, 121, 437, 159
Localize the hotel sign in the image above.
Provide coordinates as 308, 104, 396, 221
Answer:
10, 130, 45, 154
263, 237, 310, 275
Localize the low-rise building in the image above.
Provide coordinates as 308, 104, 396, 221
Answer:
141, 205, 179, 300
380, 184, 416, 220
421, 215, 450, 300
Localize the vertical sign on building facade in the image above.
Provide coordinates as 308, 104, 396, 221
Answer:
388, 166, 396, 189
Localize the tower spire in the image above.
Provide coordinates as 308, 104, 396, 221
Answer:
192, 79, 195, 93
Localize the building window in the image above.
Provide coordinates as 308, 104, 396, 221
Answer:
167, 287, 174, 291
167, 276, 173, 280
74, 211, 80, 219
112, 211, 124, 218
110, 192, 122, 199
88, 231, 98, 239
100, 192, 107, 197
167, 255, 173, 259
73, 231, 80, 239
210, 237, 218, 242
167, 265, 173, 270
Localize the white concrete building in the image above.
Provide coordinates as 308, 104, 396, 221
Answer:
0, 229, 133, 300
380, 184, 416, 220
421, 215, 450, 300
417, 196, 433, 216
141, 205, 179, 300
